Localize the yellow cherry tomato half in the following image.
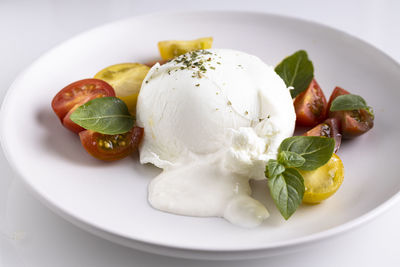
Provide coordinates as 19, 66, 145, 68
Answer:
299, 153, 344, 204
158, 37, 213, 60
94, 63, 150, 115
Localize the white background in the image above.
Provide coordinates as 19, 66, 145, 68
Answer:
1, 0, 400, 266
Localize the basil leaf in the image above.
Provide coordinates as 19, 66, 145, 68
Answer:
268, 168, 304, 220
330, 94, 369, 111
279, 136, 334, 171
275, 50, 314, 98
278, 151, 305, 168
70, 97, 134, 135
266, 159, 285, 178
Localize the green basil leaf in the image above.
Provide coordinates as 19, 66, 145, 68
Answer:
70, 97, 134, 135
266, 159, 285, 178
268, 168, 304, 220
279, 136, 334, 171
278, 151, 305, 168
275, 50, 314, 98
330, 94, 369, 112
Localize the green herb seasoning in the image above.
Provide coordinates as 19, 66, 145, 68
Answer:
173, 50, 217, 79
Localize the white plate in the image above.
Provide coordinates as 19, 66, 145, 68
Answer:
1, 11, 400, 260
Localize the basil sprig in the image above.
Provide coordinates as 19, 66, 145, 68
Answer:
275, 50, 314, 98
330, 94, 374, 117
266, 136, 335, 220
278, 151, 305, 168
268, 168, 305, 220
279, 136, 335, 171
70, 97, 134, 135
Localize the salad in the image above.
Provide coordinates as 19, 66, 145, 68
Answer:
51, 37, 374, 227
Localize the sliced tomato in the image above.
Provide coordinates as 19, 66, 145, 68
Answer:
294, 79, 328, 127
94, 63, 150, 115
62, 106, 85, 133
52, 79, 115, 133
158, 37, 213, 60
327, 86, 374, 139
332, 110, 374, 139
327, 86, 350, 111
79, 127, 144, 161
303, 118, 342, 152
300, 153, 344, 204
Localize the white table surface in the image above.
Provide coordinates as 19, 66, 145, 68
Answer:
1, 0, 400, 266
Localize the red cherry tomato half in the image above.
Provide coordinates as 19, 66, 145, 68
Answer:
51, 79, 115, 133
79, 127, 144, 161
303, 118, 342, 153
327, 86, 374, 139
62, 107, 86, 134
294, 79, 328, 127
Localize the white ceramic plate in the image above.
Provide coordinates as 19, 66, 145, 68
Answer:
1, 11, 400, 260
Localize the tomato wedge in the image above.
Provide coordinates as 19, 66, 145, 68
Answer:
328, 87, 374, 139
79, 127, 144, 161
327, 86, 350, 111
303, 118, 342, 152
294, 79, 328, 127
51, 79, 115, 133
331, 109, 374, 139
158, 37, 213, 60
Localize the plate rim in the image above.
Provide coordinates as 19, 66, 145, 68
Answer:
1, 9, 400, 258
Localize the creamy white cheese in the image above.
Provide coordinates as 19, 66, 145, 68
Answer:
136, 49, 295, 227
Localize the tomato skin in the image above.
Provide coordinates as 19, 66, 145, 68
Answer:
300, 153, 344, 204
303, 118, 342, 152
294, 79, 328, 127
62, 107, 85, 134
334, 110, 374, 139
131, 126, 145, 148
327, 87, 373, 139
327, 86, 350, 112
158, 37, 213, 60
94, 63, 150, 115
51, 79, 115, 133
79, 127, 144, 161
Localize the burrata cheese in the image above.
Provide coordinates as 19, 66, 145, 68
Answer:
136, 49, 295, 227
